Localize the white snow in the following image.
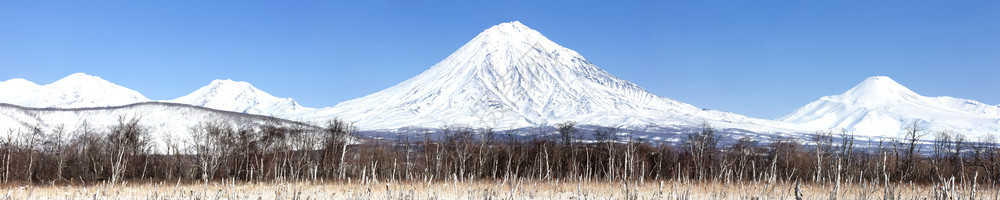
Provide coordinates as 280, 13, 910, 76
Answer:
0, 103, 312, 152
0, 78, 42, 100
295, 21, 804, 133
0, 75, 315, 153
0, 73, 149, 108
3, 22, 997, 141
780, 76, 1000, 137
0, 73, 311, 117
171, 79, 314, 116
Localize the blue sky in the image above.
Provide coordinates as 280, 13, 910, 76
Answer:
0, 1, 997, 119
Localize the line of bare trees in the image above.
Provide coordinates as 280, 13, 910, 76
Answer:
1, 118, 999, 186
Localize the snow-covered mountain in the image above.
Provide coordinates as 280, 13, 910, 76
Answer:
780, 76, 1000, 137
302, 21, 802, 133
172, 79, 313, 116
0, 73, 310, 117
8, 22, 997, 141
0, 75, 316, 152
0, 102, 314, 152
0, 78, 42, 100
0, 73, 149, 108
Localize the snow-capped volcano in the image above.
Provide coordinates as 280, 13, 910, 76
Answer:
0, 73, 149, 108
305, 21, 800, 132
780, 76, 1000, 137
172, 79, 313, 116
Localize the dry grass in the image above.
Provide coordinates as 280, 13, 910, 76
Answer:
1, 179, 998, 199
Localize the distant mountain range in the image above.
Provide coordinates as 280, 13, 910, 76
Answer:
0, 73, 148, 108
1, 21, 997, 140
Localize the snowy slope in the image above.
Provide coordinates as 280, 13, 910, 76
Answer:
171, 79, 313, 116
301, 21, 802, 133
0, 75, 317, 152
0, 73, 149, 108
780, 76, 1000, 137
0, 102, 314, 152
0, 78, 42, 100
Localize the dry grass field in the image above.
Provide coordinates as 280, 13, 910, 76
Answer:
1, 179, 997, 199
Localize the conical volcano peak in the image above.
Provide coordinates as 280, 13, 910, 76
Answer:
846, 76, 914, 94
838, 76, 920, 104
436, 21, 585, 74
469, 21, 561, 51
483, 21, 533, 35
857, 76, 905, 89
310, 21, 797, 133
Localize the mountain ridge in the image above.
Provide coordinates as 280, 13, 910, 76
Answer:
780, 76, 1000, 137
0, 73, 149, 108
171, 79, 313, 116
0, 101, 317, 152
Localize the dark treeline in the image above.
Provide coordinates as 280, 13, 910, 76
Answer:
2, 117, 999, 185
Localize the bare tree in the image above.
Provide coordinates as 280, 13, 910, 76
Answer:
321, 119, 354, 180
812, 130, 833, 182
684, 122, 719, 180
7, 115, 1000, 186
934, 131, 953, 161
2, 129, 13, 183
557, 122, 578, 177
44, 125, 69, 182
189, 122, 225, 183
24, 125, 42, 184
76, 122, 108, 183
902, 122, 926, 179
107, 116, 150, 183
932, 130, 955, 180
444, 128, 473, 181
558, 122, 577, 147
971, 134, 999, 182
